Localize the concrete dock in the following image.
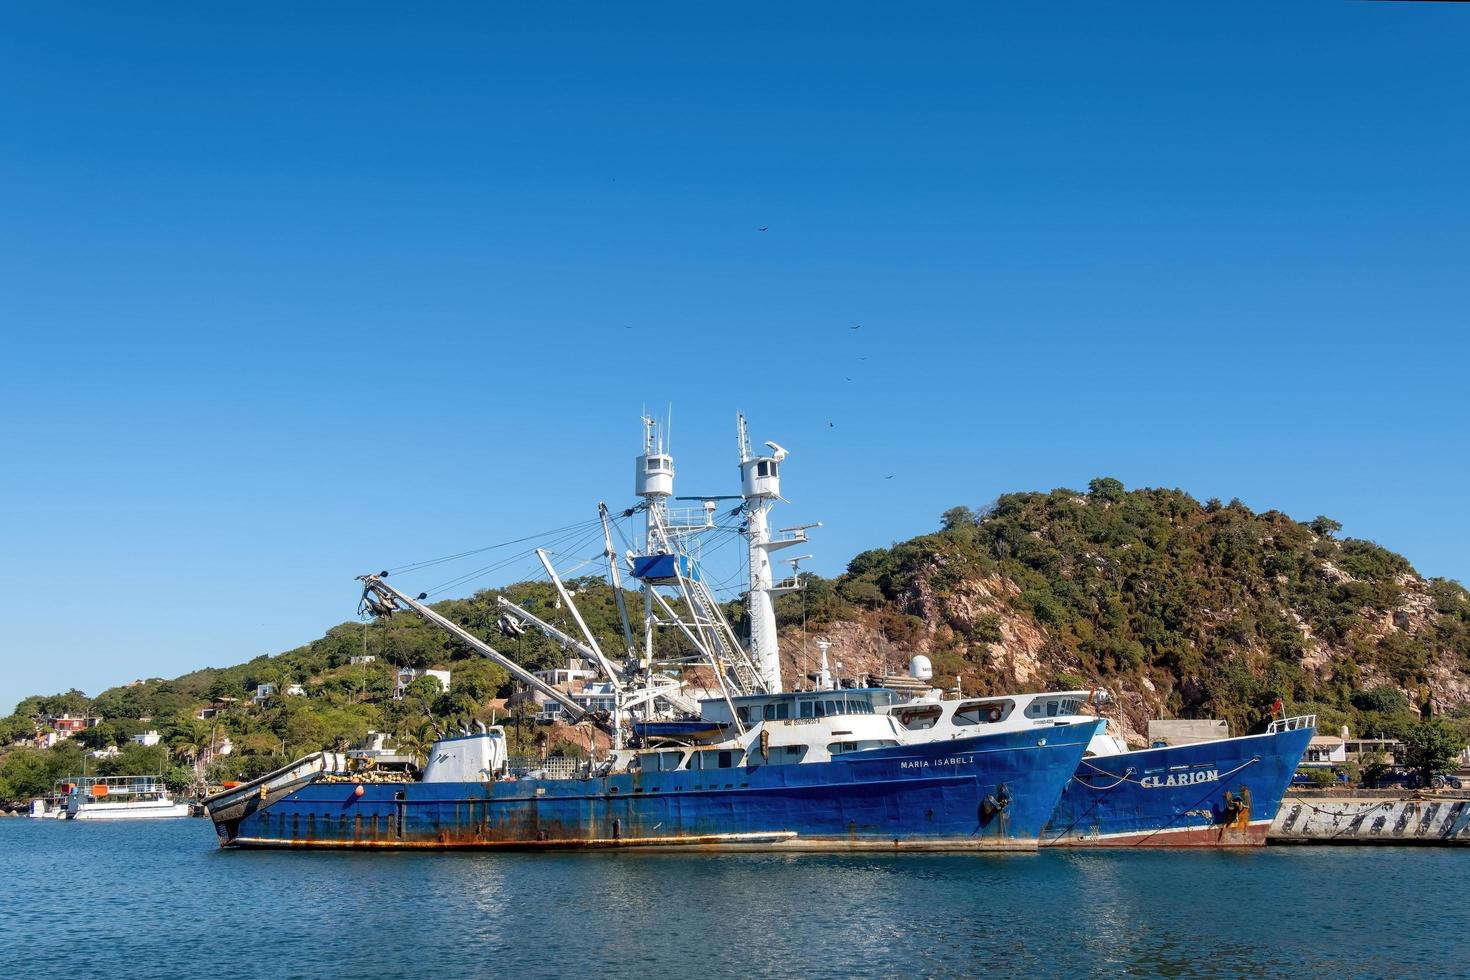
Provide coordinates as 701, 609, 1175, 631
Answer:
1271, 793, 1470, 845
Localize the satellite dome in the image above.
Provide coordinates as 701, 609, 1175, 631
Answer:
909, 655, 933, 681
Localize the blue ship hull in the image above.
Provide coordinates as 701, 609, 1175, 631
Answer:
1042, 725, 1314, 847
212, 721, 1100, 852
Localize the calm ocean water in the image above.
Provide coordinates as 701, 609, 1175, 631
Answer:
2, 817, 1466, 979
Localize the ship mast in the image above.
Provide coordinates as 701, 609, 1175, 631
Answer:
737, 414, 816, 694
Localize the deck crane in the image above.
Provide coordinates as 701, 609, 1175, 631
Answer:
356, 573, 617, 740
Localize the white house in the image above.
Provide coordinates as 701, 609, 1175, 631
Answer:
349, 655, 376, 666
533, 658, 598, 688
394, 668, 451, 700
130, 730, 161, 747
36, 714, 100, 749
285, 683, 305, 697
253, 683, 277, 704
573, 681, 617, 714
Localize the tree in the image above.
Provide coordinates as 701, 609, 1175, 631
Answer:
940, 506, 978, 531
1309, 515, 1343, 539
1351, 686, 1409, 715
169, 723, 211, 767
1359, 750, 1390, 788
1087, 477, 1125, 503
394, 723, 433, 768
404, 676, 444, 705
0, 748, 54, 800
1402, 719, 1462, 788
0, 715, 36, 746
75, 722, 118, 751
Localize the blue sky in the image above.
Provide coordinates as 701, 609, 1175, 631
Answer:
2, 2, 1467, 713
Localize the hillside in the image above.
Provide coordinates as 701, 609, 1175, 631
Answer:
4, 478, 1469, 800
772, 481, 1470, 745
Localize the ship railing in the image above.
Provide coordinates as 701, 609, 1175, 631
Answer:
506, 755, 584, 780
663, 507, 718, 531
1268, 714, 1317, 733
55, 774, 166, 795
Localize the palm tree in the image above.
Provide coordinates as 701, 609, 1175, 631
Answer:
394, 723, 433, 769
170, 722, 211, 768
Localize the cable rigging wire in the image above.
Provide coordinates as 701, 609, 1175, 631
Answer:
382, 516, 609, 576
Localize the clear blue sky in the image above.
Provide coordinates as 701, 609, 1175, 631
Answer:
3, 2, 1467, 714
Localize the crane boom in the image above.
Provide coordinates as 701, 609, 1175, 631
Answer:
357, 574, 611, 735
495, 596, 600, 668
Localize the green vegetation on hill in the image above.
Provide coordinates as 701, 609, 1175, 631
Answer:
807, 481, 1470, 740
4, 479, 1469, 801
0, 578, 641, 800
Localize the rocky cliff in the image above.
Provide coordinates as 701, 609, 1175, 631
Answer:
773, 482, 1470, 747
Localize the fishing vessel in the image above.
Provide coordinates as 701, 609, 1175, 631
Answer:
1040, 710, 1315, 846
878, 684, 1315, 846
205, 416, 1099, 851
34, 776, 192, 820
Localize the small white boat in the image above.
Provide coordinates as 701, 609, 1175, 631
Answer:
28, 796, 68, 819
52, 776, 192, 820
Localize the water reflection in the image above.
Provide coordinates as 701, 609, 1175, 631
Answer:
3, 822, 1469, 979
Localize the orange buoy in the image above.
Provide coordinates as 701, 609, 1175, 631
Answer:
222, 781, 241, 789
91, 784, 109, 797
353, 784, 364, 797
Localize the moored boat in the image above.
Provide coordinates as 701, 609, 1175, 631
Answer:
1040, 714, 1315, 846
875, 681, 1316, 846
47, 776, 192, 820
206, 705, 1101, 851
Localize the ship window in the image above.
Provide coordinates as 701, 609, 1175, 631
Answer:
800, 701, 814, 719
1046, 701, 1059, 717
757, 461, 769, 477
953, 701, 1009, 726
828, 739, 898, 756
695, 748, 744, 770
767, 745, 807, 766
896, 705, 942, 730
762, 703, 776, 721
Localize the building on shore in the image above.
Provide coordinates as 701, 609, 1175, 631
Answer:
394, 668, 451, 700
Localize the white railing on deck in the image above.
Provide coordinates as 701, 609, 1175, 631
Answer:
1268, 714, 1317, 733
507, 755, 584, 780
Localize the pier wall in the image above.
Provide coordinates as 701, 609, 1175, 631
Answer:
1270, 795, 1470, 845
